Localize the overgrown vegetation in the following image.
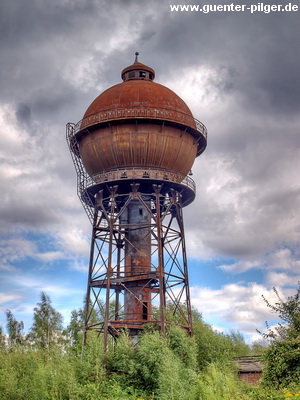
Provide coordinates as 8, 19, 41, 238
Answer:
259, 284, 300, 389
0, 290, 299, 399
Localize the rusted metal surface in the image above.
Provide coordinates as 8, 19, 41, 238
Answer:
77, 78, 207, 153
74, 112, 207, 142
155, 185, 166, 336
78, 123, 198, 177
81, 185, 194, 342
82, 79, 193, 120
67, 58, 207, 349
122, 198, 152, 323
66, 123, 197, 218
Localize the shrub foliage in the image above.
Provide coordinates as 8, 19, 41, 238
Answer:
0, 291, 299, 399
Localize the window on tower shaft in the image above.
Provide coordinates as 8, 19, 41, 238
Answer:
142, 302, 148, 320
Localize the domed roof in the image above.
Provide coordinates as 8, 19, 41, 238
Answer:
81, 79, 196, 130
78, 56, 201, 134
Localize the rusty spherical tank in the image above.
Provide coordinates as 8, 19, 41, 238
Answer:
75, 59, 207, 178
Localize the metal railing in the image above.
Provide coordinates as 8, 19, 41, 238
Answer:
66, 123, 94, 223
67, 122, 197, 224
73, 106, 207, 140
86, 167, 196, 193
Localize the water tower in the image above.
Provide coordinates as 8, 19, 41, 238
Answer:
67, 53, 207, 349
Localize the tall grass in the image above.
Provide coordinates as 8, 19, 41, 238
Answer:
0, 329, 299, 399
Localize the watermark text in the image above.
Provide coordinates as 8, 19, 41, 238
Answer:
170, 3, 298, 13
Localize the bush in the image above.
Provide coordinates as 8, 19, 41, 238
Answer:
166, 325, 197, 369
0, 347, 79, 400
107, 329, 198, 399
261, 338, 300, 388
193, 363, 248, 400
193, 320, 250, 370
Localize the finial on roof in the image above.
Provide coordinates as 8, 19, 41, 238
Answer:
135, 52, 139, 63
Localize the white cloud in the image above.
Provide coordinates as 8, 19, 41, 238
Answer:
265, 248, 300, 272
267, 271, 300, 287
69, 260, 89, 273
10, 276, 42, 290
9, 276, 83, 298
190, 283, 288, 337
0, 239, 37, 268
35, 251, 66, 262
0, 105, 28, 154
0, 235, 88, 269
40, 285, 84, 298
217, 247, 300, 275
218, 260, 261, 274
56, 228, 90, 257
170, 64, 300, 268
165, 65, 237, 113
0, 293, 23, 308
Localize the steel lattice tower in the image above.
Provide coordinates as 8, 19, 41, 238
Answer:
67, 54, 207, 349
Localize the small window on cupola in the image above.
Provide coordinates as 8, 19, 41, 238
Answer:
139, 71, 146, 78
128, 71, 135, 78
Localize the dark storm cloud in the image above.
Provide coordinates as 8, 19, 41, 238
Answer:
0, 0, 99, 46
0, 0, 168, 129
1, 0, 297, 124
0, 0, 299, 339
139, 7, 300, 116
0, 1, 111, 113
0, 0, 299, 265
16, 103, 31, 125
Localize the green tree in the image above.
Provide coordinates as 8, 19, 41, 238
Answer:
166, 325, 197, 369
262, 338, 300, 388
260, 284, 300, 341
251, 339, 269, 355
0, 325, 6, 348
260, 285, 300, 388
227, 329, 250, 357
5, 310, 24, 347
67, 308, 84, 349
28, 292, 63, 350
193, 319, 250, 370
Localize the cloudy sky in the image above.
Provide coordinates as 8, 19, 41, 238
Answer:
0, 0, 299, 343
